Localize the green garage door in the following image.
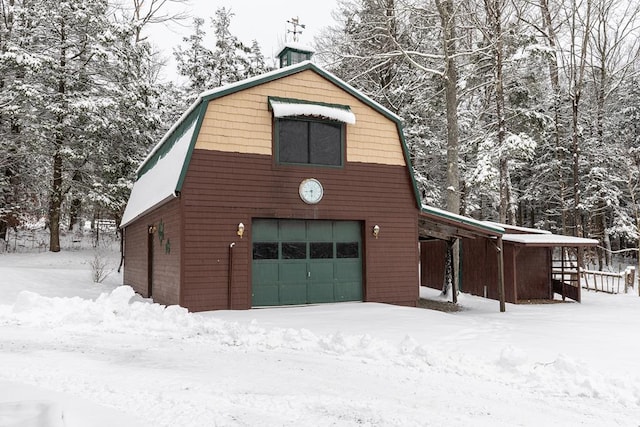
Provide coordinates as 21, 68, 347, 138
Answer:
252, 219, 362, 306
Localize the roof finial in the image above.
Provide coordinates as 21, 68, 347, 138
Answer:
286, 16, 305, 42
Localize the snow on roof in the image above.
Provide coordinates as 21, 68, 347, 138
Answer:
198, 61, 313, 100
270, 99, 356, 124
502, 233, 599, 246
136, 61, 402, 176
483, 221, 552, 234
276, 42, 315, 55
421, 205, 505, 235
125, 61, 410, 226
121, 119, 197, 227
135, 63, 316, 175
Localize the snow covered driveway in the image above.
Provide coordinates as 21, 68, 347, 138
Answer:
1, 250, 639, 426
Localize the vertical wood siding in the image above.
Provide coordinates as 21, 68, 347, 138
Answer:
515, 247, 552, 300
179, 150, 419, 311
459, 239, 553, 303
420, 240, 447, 290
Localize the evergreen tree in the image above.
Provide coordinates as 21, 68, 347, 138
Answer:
174, 7, 270, 93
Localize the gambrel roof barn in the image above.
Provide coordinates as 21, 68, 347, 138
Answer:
121, 59, 422, 311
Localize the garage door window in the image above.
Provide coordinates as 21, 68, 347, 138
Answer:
253, 243, 278, 260
337, 242, 359, 258
282, 242, 307, 259
253, 242, 359, 260
310, 242, 333, 259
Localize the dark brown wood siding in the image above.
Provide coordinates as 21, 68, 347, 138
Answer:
179, 149, 419, 312
460, 239, 555, 303
420, 240, 447, 290
461, 238, 502, 300
123, 198, 181, 306
515, 247, 552, 300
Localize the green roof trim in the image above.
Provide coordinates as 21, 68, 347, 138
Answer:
175, 101, 208, 192
137, 106, 201, 179
277, 45, 315, 55
397, 123, 422, 210
421, 206, 505, 235
136, 61, 423, 209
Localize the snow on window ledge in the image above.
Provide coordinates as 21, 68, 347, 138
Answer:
270, 99, 356, 124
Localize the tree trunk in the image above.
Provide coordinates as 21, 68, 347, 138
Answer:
571, 96, 582, 237
569, 0, 591, 237
49, 19, 66, 252
436, 0, 460, 216
490, 0, 509, 224
540, 0, 567, 233
436, 0, 461, 299
68, 198, 81, 231
49, 148, 63, 252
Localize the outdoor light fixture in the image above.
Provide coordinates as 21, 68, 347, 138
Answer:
372, 224, 380, 239
148, 225, 157, 234
237, 222, 245, 239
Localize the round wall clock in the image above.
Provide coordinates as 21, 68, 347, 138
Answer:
299, 178, 324, 204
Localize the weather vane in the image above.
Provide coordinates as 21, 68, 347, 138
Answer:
286, 16, 305, 42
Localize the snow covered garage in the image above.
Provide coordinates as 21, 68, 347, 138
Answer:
120, 60, 421, 312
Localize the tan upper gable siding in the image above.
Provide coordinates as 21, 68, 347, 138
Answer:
194, 69, 406, 166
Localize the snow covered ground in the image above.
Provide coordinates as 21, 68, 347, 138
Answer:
2, 247, 640, 426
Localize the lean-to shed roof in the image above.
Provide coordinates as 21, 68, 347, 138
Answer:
419, 206, 505, 240
501, 233, 598, 247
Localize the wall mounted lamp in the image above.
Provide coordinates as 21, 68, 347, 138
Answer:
148, 225, 157, 234
237, 222, 245, 239
372, 224, 380, 239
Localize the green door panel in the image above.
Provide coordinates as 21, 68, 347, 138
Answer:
252, 263, 279, 285
335, 281, 363, 301
252, 286, 281, 306
279, 282, 307, 305
307, 260, 335, 303
280, 220, 306, 241
335, 260, 362, 281
307, 220, 333, 241
252, 262, 280, 306
252, 219, 362, 307
252, 219, 278, 241
333, 221, 361, 241
279, 262, 307, 284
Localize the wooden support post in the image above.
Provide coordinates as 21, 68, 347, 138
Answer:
576, 247, 583, 303
452, 238, 459, 305
497, 236, 506, 313
442, 239, 456, 304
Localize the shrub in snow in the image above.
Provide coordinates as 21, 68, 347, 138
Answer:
90, 250, 112, 283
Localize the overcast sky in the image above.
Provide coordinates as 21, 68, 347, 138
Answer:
145, 0, 339, 81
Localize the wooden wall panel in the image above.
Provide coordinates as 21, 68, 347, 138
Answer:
123, 199, 181, 306
179, 149, 419, 311
461, 238, 518, 303
460, 239, 557, 304
195, 70, 406, 166
515, 247, 552, 300
122, 220, 147, 297
420, 240, 446, 290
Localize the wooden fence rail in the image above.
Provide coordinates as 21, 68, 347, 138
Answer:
582, 268, 635, 294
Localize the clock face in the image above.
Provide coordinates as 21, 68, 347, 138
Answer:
299, 178, 324, 204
